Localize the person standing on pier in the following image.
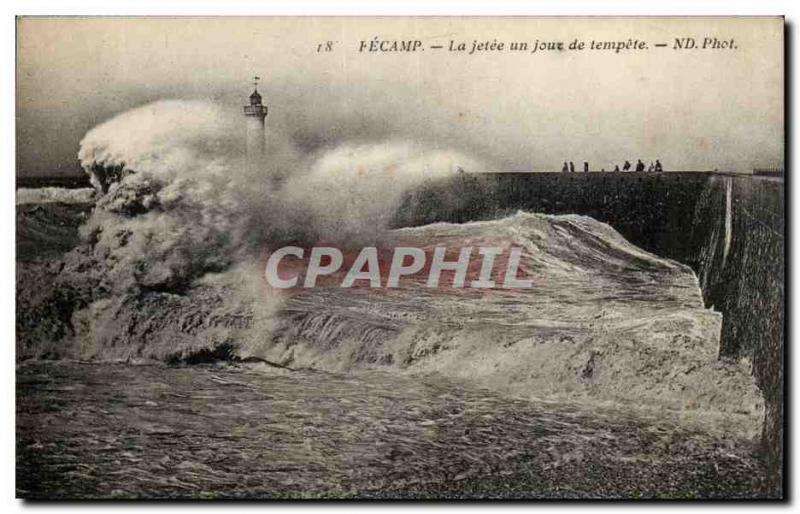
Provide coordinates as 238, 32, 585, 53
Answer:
655, 160, 663, 172
569, 161, 575, 173
583, 162, 589, 173
623, 160, 631, 171
635, 159, 645, 172
562, 162, 569, 173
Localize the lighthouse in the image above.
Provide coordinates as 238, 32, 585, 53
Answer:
243, 76, 268, 173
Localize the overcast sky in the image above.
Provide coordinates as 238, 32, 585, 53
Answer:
17, 16, 783, 175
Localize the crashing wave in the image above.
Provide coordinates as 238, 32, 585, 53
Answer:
257, 212, 763, 437
15, 99, 763, 442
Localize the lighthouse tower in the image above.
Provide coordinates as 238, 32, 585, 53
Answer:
243, 76, 268, 173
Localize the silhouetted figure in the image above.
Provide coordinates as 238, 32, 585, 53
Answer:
583, 162, 589, 173
648, 162, 654, 172
635, 159, 645, 172
655, 160, 663, 172
614, 165, 620, 172
569, 161, 575, 173
601, 168, 606, 172
562, 162, 569, 173
622, 160, 631, 171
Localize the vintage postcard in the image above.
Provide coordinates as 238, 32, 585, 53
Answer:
15, 16, 784, 499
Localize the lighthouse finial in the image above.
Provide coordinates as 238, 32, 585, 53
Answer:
253, 76, 260, 92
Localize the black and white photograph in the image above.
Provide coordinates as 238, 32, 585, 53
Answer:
13, 14, 786, 500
